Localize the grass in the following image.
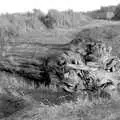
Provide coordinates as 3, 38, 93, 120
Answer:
5, 95, 120, 120
0, 94, 29, 119
0, 68, 120, 120
0, 13, 120, 120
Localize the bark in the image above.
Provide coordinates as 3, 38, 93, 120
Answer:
0, 40, 119, 98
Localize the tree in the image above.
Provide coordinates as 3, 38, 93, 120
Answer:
112, 4, 120, 20
40, 15, 56, 29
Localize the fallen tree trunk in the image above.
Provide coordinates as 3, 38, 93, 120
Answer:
0, 40, 119, 100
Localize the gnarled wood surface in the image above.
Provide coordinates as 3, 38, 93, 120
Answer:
0, 39, 119, 97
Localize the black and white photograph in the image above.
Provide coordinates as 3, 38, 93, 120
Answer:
0, 0, 120, 119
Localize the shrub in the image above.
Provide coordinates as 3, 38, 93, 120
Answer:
40, 15, 56, 29
112, 4, 120, 20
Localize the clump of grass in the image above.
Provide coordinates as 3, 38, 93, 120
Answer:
8, 95, 119, 120
0, 72, 35, 90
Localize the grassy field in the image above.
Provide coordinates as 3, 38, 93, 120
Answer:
0, 12, 120, 120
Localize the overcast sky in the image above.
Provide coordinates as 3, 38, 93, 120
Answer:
0, 0, 120, 14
